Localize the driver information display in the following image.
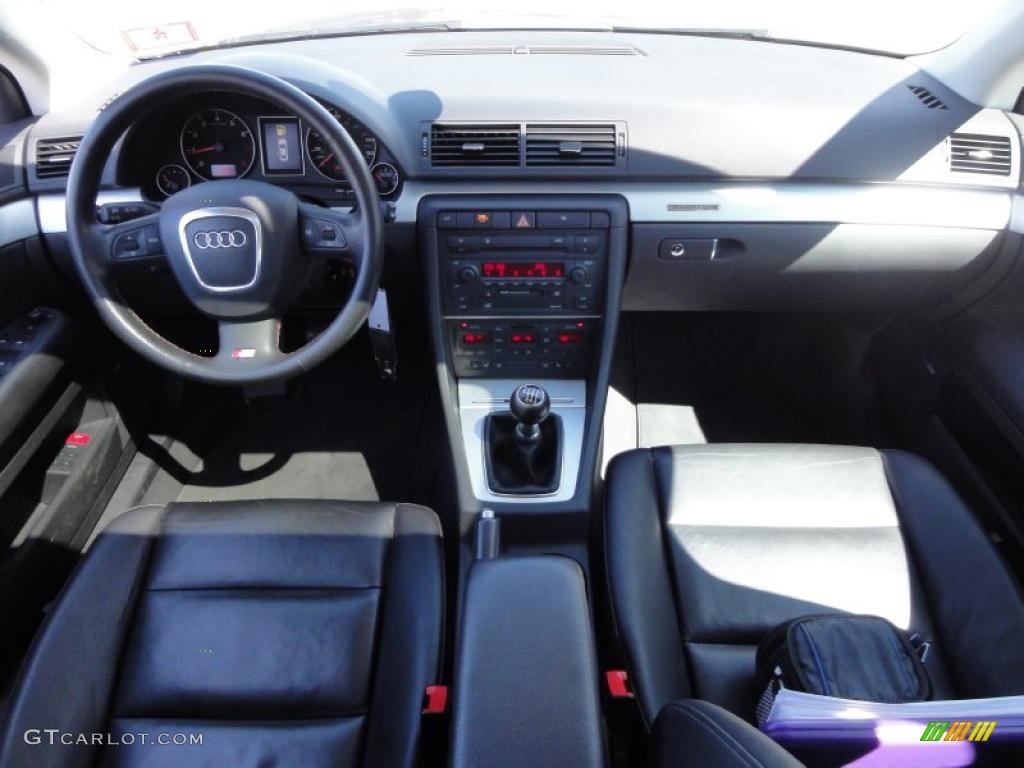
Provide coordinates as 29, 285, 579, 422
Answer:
260, 117, 302, 174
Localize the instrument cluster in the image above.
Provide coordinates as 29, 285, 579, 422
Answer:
141, 95, 401, 204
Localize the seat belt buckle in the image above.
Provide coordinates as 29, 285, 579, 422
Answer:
606, 670, 635, 699
422, 684, 449, 715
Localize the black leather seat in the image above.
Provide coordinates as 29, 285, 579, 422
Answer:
649, 699, 802, 768
605, 444, 1024, 726
0, 499, 444, 768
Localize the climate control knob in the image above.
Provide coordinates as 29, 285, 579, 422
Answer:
569, 267, 588, 284
459, 266, 480, 284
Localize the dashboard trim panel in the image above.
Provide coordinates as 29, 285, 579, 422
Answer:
35, 182, 1013, 236
397, 181, 1012, 229
0, 200, 41, 250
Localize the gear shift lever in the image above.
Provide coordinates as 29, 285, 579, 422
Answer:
510, 383, 551, 444
484, 383, 562, 494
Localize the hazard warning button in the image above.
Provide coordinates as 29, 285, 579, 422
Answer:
512, 211, 536, 229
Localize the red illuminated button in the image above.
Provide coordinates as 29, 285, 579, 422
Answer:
462, 333, 488, 345
422, 684, 449, 714
558, 333, 584, 344
66, 433, 91, 446
606, 670, 634, 699
510, 333, 536, 344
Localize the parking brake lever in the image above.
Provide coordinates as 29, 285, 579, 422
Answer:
474, 509, 500, 560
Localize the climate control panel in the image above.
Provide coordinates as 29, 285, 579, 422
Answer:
449, 318, 594, 377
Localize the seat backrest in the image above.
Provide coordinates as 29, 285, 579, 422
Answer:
0, 499, 444, 768
605, 444, 1024, 724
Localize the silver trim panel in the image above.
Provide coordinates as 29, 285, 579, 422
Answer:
0, 199, 40, 248
1011, 195, 1024, 236
35, 181, 1013, 237
37, 189, 144, 234
458, 378, 585, 504
398, 180, 1012, 230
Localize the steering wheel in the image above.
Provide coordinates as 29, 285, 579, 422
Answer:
66, 64, 383, 385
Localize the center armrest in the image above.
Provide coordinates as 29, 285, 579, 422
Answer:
450, 556, 605, 768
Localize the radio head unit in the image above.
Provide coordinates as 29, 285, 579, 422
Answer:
438, 209, 607, 316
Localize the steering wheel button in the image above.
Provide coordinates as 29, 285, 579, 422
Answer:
143, 226, 162, 252
112, 231, 149, 260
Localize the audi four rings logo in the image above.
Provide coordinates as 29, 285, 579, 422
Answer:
193, 230, 247, 249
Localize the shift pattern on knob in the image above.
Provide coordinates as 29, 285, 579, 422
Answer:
518, 385, 545, 406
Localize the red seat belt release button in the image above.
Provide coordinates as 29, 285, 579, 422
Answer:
606, 670, 635, 699
422, 684, 449, 714
66, 433, 91, 446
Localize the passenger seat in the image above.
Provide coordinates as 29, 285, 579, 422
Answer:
604, 444, 1024, 726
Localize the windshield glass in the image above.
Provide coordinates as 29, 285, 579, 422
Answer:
34, 0, 1003, 57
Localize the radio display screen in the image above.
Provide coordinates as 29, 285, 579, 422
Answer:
481, 261, 565, 279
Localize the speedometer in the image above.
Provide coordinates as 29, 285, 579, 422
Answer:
306, 106, 378, 182
180, 109, 256, 180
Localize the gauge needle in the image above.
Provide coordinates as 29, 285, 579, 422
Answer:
317, 153, 334, 169
189, 145, 217, 155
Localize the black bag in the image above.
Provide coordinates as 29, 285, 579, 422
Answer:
755, 614, 932, 725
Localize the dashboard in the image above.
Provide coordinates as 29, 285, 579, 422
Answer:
15, 29, 1024, 314
120, 93, 402, 205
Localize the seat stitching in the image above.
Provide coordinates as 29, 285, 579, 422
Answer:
663, 701, 763, 768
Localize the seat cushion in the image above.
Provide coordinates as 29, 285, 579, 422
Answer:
649, 700, 804, 768
605, 444, 1024, 725
0, 499, 444, 768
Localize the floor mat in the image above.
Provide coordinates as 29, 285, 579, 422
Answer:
604, 312, 899, 462
91, 319, 441, 530
173, 328, 431, 504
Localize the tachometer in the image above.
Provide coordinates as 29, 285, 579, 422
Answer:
306, 106, 378, 181
180, 109, 256, 180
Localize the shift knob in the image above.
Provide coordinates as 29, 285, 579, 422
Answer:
510, 383, 550, 443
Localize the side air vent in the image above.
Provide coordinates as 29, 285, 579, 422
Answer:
525, 124, 618, 167
948, 133, 1012, 176
907, 85, 947, 110
35, 136, 82, 179
430, 124, 521, 167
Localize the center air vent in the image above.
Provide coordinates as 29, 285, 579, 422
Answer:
430, 124, 520, 167
407, 46, 516, 56
35, 136, 82, 179
948, 133, 1012, 176
525, 124, 618, 167
525, 45, 641, 56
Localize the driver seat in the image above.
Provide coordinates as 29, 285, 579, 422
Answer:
0, 499, 444, 768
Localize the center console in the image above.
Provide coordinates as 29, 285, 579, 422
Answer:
419, 195, 628, 512
439, 208, 608, 378
450, 556, 605, 768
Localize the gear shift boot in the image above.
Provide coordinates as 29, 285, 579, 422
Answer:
485, 412, 562, 494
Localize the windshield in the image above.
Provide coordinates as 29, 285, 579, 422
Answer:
32, 0, 1005, 58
